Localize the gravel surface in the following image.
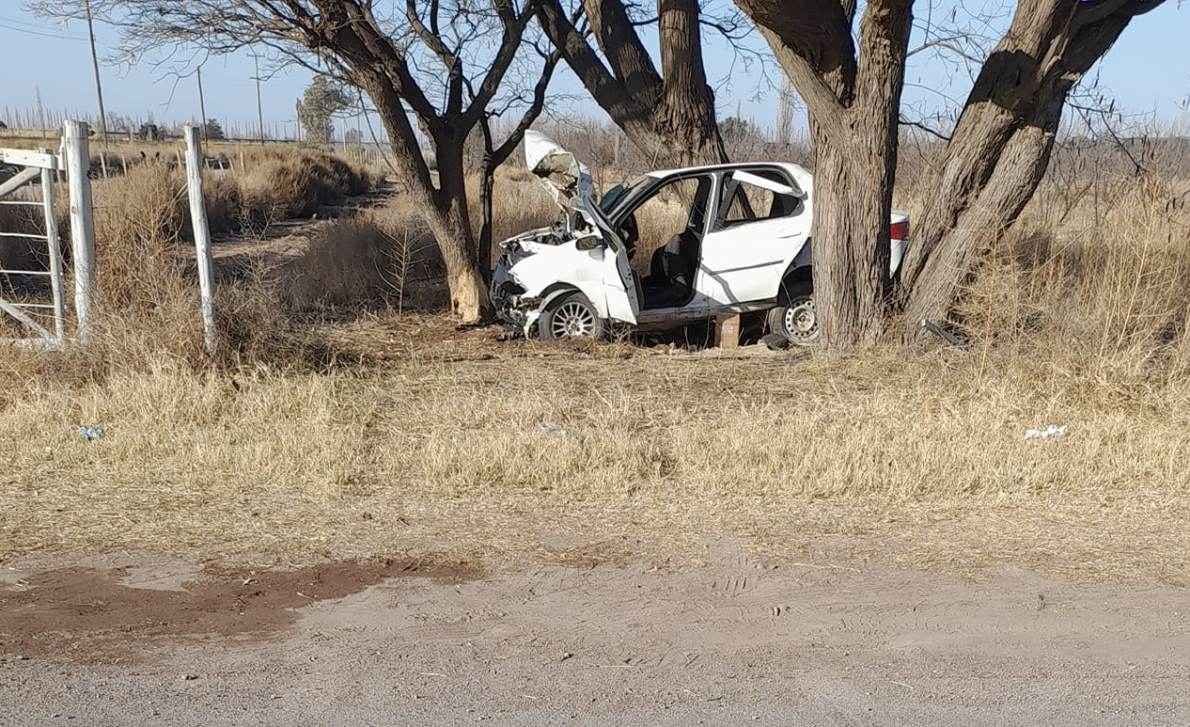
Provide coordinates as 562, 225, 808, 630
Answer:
1, 544, 1187, 725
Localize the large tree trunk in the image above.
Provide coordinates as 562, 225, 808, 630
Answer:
655, 0, 726, 165
897, 101, 1062, 333
430, 136, 493, 322
810, 124, 895, 347
738, 0, 911, 348
897, 0, 1161, 342
363, 77, 492, 323
536, 0, 726, 167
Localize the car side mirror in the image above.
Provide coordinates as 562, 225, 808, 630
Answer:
575, 235, 603, 251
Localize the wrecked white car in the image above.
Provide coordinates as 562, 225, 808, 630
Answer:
491, 131, 910, 344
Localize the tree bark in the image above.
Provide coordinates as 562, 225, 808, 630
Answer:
897, 0, 1164, 342
430, 134, 492, 321
810, 126, 895, 347
536, 0, 726, 167
656, 0, 725, 164
738, 0, 912, 349
361, 75, 492, 322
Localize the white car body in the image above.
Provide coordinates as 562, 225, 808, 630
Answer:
491, 131, 910, 339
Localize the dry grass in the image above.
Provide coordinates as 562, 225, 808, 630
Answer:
0, 344, 1185, 582
1, 144, 1188, 583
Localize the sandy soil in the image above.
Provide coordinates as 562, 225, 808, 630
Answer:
2, 544, 1187, 725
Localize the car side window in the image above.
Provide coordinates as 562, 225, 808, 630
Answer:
716, 170, 802, 230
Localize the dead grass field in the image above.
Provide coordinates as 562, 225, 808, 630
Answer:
1, 330, 1187, 583
1, 144, 1188, 584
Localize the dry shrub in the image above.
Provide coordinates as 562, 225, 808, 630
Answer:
281, 205, 439, 313
89, 162, 188, 311
959, 172, 1190, 380
281, 216, 402, 310
240, 151, 370, 222
201, 174, 244, 236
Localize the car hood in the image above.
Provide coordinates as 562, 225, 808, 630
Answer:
522, 129, 622, 248
524, 130, 597, 215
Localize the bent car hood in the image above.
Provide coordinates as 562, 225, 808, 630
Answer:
521, 130, 629, 254
524, 130, 596, 214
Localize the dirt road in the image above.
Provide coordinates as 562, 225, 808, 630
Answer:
1, 545, 1187, 725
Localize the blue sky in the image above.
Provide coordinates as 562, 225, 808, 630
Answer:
0, 2, 1185, 135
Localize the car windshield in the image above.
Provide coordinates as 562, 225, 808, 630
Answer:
599, 175, 649, 214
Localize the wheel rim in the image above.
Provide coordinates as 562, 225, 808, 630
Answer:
551, 301, 597, 338
784, 297, 818, 342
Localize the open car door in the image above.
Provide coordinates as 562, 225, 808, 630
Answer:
586, 203, 640, 325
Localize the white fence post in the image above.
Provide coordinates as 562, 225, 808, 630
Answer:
183, 124, 217, 353
64, 120, 95, 343
40, 164, 66, 343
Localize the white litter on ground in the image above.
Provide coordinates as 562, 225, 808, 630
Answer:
1024, 424, 1068, 441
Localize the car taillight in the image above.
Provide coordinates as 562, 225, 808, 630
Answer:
890, 220, 909, 241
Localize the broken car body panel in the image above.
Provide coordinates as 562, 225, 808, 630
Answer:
491, 131, 639, 331
492, 131, 909, 337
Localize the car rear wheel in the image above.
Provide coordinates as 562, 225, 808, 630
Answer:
768, 285, 819, 347
539, 292, 606, 341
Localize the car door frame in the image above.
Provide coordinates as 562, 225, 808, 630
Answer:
693, 165, 809, 311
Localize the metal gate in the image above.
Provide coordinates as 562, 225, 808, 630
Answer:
0, 122, 95, 348
0, 147, 66, 347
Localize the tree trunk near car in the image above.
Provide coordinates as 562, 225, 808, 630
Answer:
736, 0, 912, 349
810, 125, 895, 348
430, 138, 493, 322
364, 80, 492, 323
896, 0, 1158, 344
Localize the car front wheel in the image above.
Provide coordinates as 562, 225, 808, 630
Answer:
768, 286, 819, 347
539, 292, 606, 341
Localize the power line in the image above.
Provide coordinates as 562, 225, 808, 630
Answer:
0, 20, 88, 41
0, 13, 64, 29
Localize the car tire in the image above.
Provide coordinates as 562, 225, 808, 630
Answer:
768, 284, 820, 347
539, 292, 606, 341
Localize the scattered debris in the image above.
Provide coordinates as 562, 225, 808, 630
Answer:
77, 425, 105, 442
559, 651, 574, 662
536, 422, 568, 438
1025, 424, 1068, 441
180, 674, 199, 681
762, 333, 790, 351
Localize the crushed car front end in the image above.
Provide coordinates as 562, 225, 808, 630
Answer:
490, 130, 616, 337
490, 222, 612, 337
490, 228, 558, 334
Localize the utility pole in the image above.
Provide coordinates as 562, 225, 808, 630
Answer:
197, 64, 209, 141
34, 86, 48, 139
83, 0, 108, 144
253, 50, 265, 144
